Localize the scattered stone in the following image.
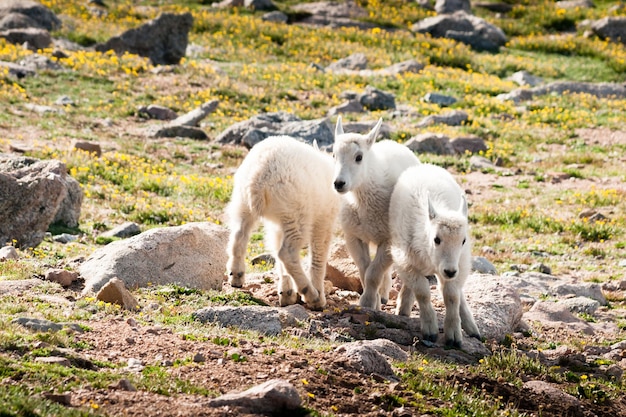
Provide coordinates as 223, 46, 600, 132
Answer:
35, 356, 71, 367
469, 155, 496, 171
423, 92, 457, 106
381, 59, 424, 75
215, 112, 334, 149
43, 392, 72, 406
0, 0, 61, 31
52, 233, 78, 244
126, 358, 144, 372
12, 317, 63, 332
522, 381, 581, 412
193, 352, 205, 363
556, 0, 594, 9
73, 140, 102, 157
405, 133, 455, 155
96, 277, 140, 311
474, 1, 513, 13
590, 17, 626, 45
435, 0, 470, 14
0, 26, 51, 49
81, 222, 229, 294
327, 53, 368, 72
194, 305, 302, 336
359, 85, 395, 111
138, 104, 178, 121
498, 81, 626, 103
326, 241, 362, 292
44, 268, 79, 287
54, 95, 74, 106
530, 262, 551, 275
0, 154, 83, 248
261, 11, 288, 23
0, 60, 35, 78
551, 282, 606, 305
100, 222, 142, 239
0, 279, 42, 295
291, 1, 374, 30
327, 99, 364, 116
244, 0, 276, 11
524, 301, 594, 335
412, 11, 507, 52
417, 110, 468, 127
560, 296, 600, 315
463, 274, 524, 342
208, 379, 301, 413
170, 100, 219, 127
0, 245, 18, 261
18, 53, 62, 71
95, 12, 193, 65
24, 103, 64, 114
109, 379, 137, 391
508, 70, 543, 87
471, 257, 497, 275
334, 340, 398, 377
250, 253, 275, 267
451, 135, 488, 154
149, 124, 208, 140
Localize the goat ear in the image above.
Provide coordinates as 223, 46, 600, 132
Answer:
427, 194, 437, 220
459, 194, 468, 217
366, 118, 382, 147
312, 139, 319, 151
335, 116, 344, 136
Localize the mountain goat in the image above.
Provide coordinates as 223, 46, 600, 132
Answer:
390, 163, 481, 348
332, 116, 420, 310
226, 136, 339, 310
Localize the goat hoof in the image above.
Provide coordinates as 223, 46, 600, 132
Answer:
229, 273, 245, 288
380, 297, 388, 305
423, 333, 438, 343
445, 339, 462, 350
470, 333, 482, 341
279, 290, 298, 307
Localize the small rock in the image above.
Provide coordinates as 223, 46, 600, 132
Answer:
109, 378, 137, 391
126, 358, 144, 372
138, 104, 178, 121
52, 233, 78, 244
55, 95, 75, 106
508, 71, 543, 87
43, 392, 72, 406
73, 140, 102, 157
100, 222, 142, 239
0, 246, 19, 261
12, 317, 63, 332
251, 253, 275, 267
35, 356, 71, 367
560, 296, 600, 315
423, 92, 457, 106
170, 100, 219, 127
471, 257, 497, 275
45, 268, 79, 287
193, 352, 205, 363
96, 278, 140, 311
261, 11, 288, 23
530, 263, 551, 275
208, 379, 301, 413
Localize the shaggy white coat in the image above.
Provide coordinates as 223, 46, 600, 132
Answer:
390, 163, 481, 347
226, 136, 339, 310
332, 116, 420, 310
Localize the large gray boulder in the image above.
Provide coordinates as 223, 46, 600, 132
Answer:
215, 112, 334, 149
412, 11, 507, 52
463, 274, 524, 342
0, 26, 51, 49
590, 17, 626, 44
0, 0, 61, 31
291, 0, 376, 30
435, 0, 470, 14
80, 222, 229, 294
208, 380, 301, 413
95, 12, 193, 65
0, 155, 83, 248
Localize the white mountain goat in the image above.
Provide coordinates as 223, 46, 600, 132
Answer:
332, 116, 420, 310
226, 136, 340, 310
390, 163, 481, 348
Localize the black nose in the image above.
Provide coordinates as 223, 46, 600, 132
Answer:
334, 180, 345, 191
444, 269, 457, 278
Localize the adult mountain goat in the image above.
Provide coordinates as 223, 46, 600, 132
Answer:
390, 163, 481, 348
332, 116, 420, 310
226, 136, 339, 310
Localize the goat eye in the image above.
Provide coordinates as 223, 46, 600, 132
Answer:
355, 154, 363, 163
434, 237, 441, 245
462, 238, 466, 245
